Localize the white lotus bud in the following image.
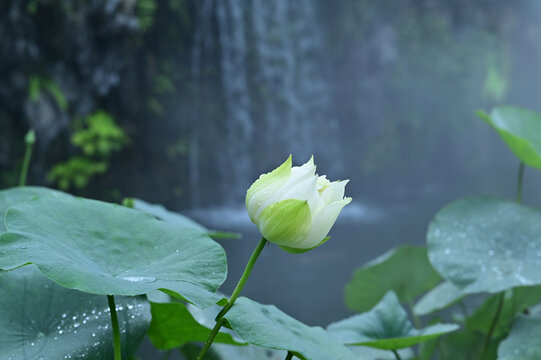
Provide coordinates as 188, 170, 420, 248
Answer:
246, 155, 352, 253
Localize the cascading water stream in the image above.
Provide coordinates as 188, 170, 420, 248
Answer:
189, 0, 341, 209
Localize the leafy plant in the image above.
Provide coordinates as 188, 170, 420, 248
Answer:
5, 105, 541, 360
28, 75, 68, 111
48, 111, 128, 190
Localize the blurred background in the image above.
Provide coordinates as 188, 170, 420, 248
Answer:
2, 0, 541, 357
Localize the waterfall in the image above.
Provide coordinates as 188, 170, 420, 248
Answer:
190, 0, 340, 207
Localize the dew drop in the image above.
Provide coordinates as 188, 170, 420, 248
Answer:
118, 276, 157, 283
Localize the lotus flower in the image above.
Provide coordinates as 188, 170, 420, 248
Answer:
246, 155, 352, 253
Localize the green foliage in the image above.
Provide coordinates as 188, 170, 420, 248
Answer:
48, 156, 108, 190
0, 194, 227, 309
345, 245, 441, 313
148, 302, 244, 349
136, 0, 157, 32
483, 63, 508, 101
328, 292, 458, 350
435, 330, 486, 360
223, 297, 356, 360
48, 111, 128, 190
0, 265, 151, 359
478, 106, 541, 169
28, 75, 68, 111
427, 196, 541, 294
414, 281, 464, 316
466, 286, 541, 338
498, 305, 541, 360
0, 186, 67, 232
131, 198, 241, 239
71, 111, 128, 157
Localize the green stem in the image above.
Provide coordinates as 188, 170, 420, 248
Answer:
516, 162, 524, 203
196, 237, 268, 360
18, 129, 35, 187
480, 292, 504, 360
392, 349, 402, 360
285, 351, 294, 360
107, 295, 122, 360
407, 300, 420, 328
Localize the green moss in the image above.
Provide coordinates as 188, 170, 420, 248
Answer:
71, 111, 128, 157
48, 156, 108, 190
28, 76, 68, 111
136, 0, 157, 32
48, 111, 128, 191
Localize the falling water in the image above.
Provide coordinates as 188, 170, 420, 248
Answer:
189, 0, 341, 207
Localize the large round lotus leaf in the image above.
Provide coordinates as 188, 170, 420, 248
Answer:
498, 306, 541, 360
148, 302, 244, 349
0, 186, 69, 232
131, 198, 240, 239
328, 292, 458, 350
345, 245, 441, 313
131, 198, 206, 231
414, 281, 464, 316
478, 106, 541, 169
0, 196, 227, 309
223, 297, 357, 360
427, 196, 541, 294
0, 265, 150, 359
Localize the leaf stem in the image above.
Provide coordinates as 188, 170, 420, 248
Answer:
18, 129, 35, 186
516, 162, 524, 203
107, 295, 122, 360
285, 351, 294, 360
407, 300, 421, 328
196, 237, 268, 360
480, 292, 504, 360
392, 349, 402, 360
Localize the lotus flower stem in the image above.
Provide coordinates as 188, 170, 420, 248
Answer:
197, 237, 268, 360
18, 129, 35, 187
107, 295, 122, 360
480, 292, 504, 360
516, 162, 524, 203
285, 351, 294, 360
515, 163, 525, 314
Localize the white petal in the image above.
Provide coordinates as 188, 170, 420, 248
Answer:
253, 156, 316, 219
320, 180, 349, 204
317, 175, 331, 191
295, 197, 352, 249
246, 156, 292, 221
255, 174, 318, 220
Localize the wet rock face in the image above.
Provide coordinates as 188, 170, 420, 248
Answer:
0, 0, 139, 182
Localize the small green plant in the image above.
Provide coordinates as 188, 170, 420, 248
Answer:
48, 111, 128, 190
28, 75, 68, 111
